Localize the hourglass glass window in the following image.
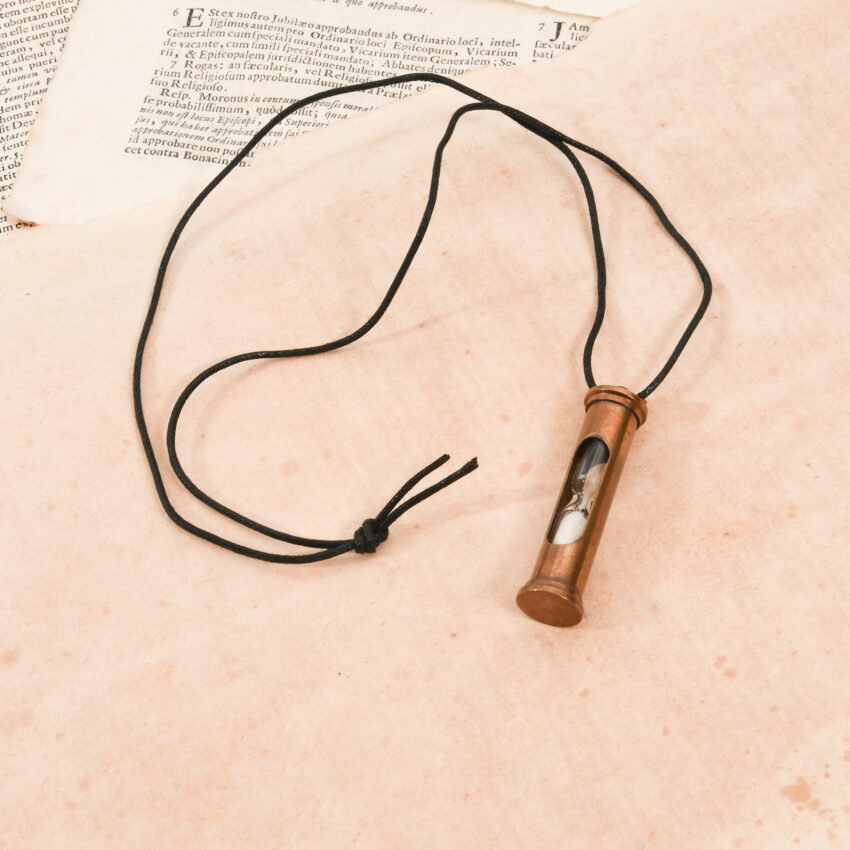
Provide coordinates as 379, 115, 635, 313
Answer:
547, 438, 610, 545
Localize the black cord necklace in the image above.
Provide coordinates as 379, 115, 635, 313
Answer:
133, 72, 711, 624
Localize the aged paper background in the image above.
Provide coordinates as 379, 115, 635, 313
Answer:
2, 0, 849, 846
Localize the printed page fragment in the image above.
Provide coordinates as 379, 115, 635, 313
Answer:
0, 0, 78, 238
4, 0, 596, 227
507, 0, 640, 15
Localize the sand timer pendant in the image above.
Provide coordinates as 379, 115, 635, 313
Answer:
516, 386, 648, 627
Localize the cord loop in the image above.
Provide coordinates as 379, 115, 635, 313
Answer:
132, 72, 711, 565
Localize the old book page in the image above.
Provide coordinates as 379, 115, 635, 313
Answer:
2, 0, 849, 845
519, 0, 638, 13
4, 0, 597, 227
0, 0, 78, 237
0, 0, 613, 240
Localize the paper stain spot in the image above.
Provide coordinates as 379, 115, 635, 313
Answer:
662, 726, 669, 736
787, 503, 798, 518
714, 655, 726, 669
0, 707, 34, 735
843, 751, 850, 762
518, 460, 533, 476
781, 777, 812, 804
498, 165, 517, 185
579, 689, 590, 698
280, 459, 300, 476
724, 668, 737, 678
0, 648, 20, 665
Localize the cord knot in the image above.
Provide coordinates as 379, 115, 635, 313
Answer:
353, 518, 388, 554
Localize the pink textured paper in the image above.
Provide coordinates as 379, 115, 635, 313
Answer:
1, 0, 849, 846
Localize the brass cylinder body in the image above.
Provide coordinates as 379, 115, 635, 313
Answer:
516, 385, 647, 627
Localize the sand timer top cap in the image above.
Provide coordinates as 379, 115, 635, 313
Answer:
584, 385, 648, 428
